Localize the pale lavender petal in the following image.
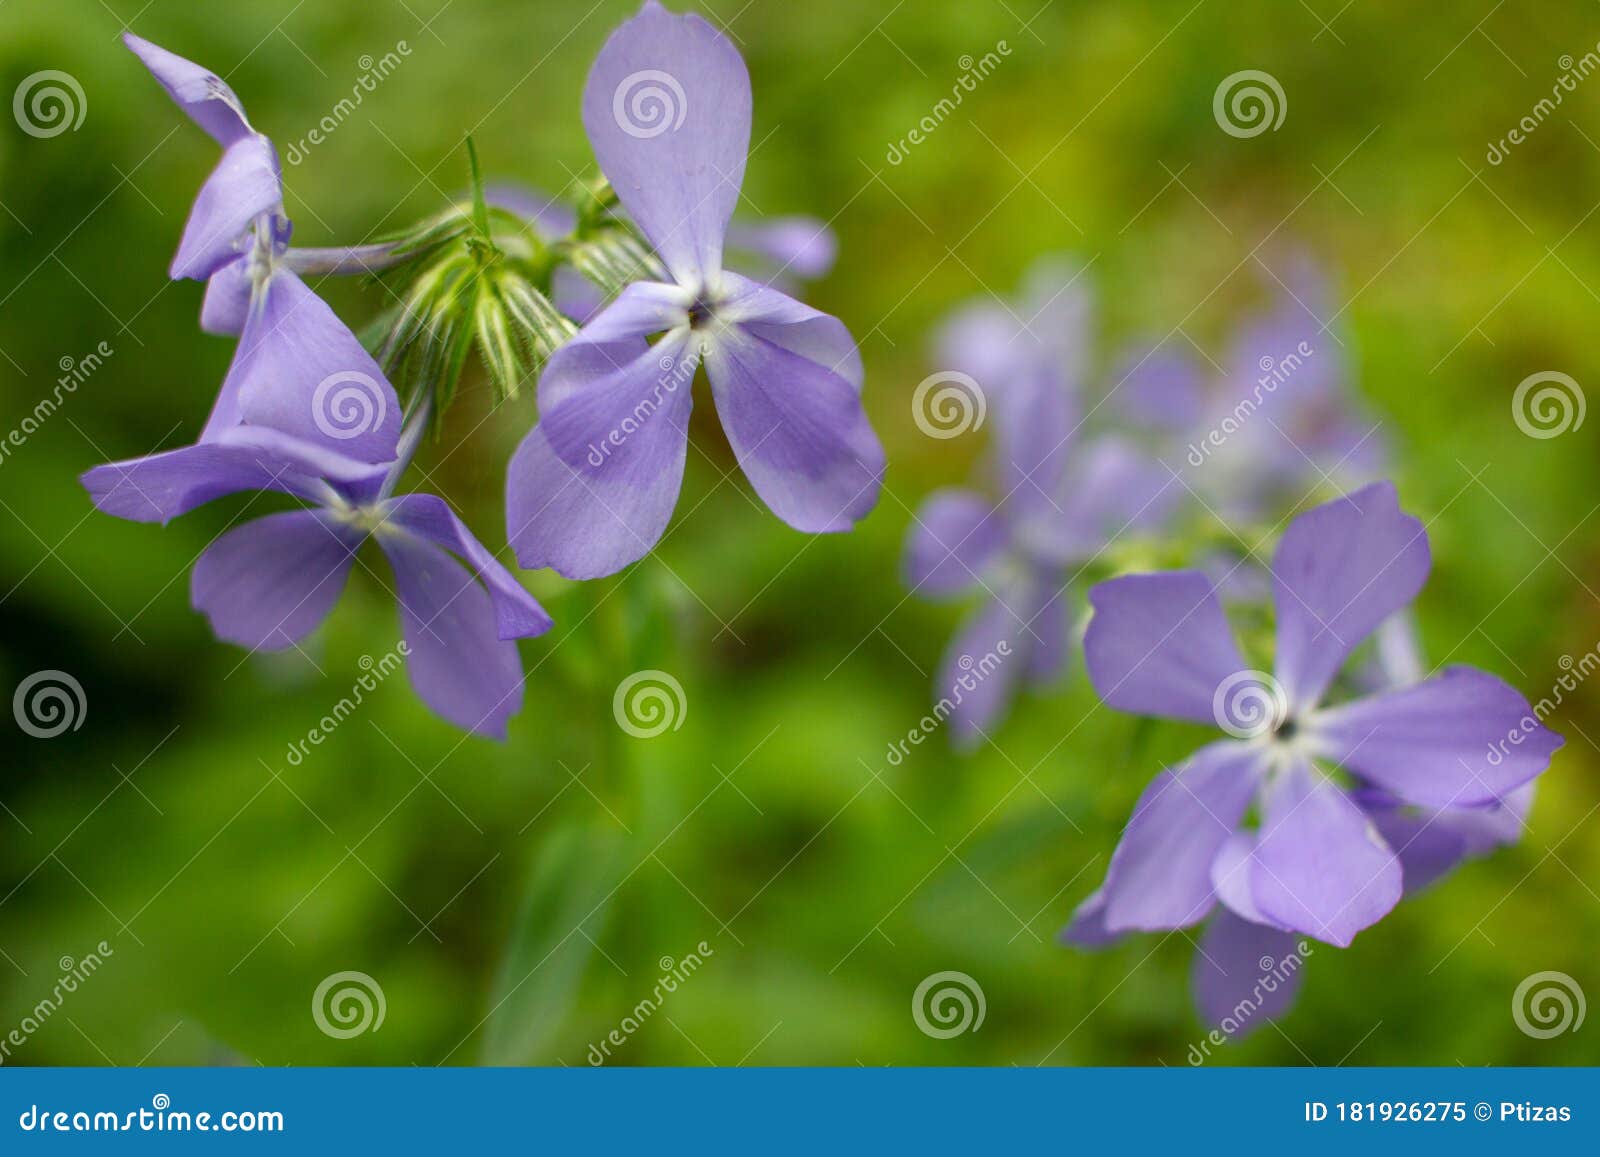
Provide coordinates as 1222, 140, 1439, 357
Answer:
1110, 347, 1204, 431
81, 427, 386, 524
1249, 756, 1401, 947
1099, 739, 1265, 933
714, 272, 862, 389
1083, 571, 1247, 724
210, 268, 401, 464
123, 33, 254, 146
172, 135, 281, 280
930, 300, 1022, 388
1272, 481, 1430, 710
484, 182, 576, 238
200, 256, 252, 336
902, 488, 1005, 598
1311, 666, 1562, 808
1022, 437, 1177, 563
381, 494, 553, 639
936, 591, 1033, 748
726, 216, 837, 280
991, 368, 1075, 521
379, 530, 526, 739
1058, 888, 1122, 948
1192, 910, 1308, 1034
1210, 832, 1286, 928
552, 267, 607, 324
1361, 803, 1470, 894
191, 510, 359, 650
581, 1, 748, 287
1027, 587, 1070, 684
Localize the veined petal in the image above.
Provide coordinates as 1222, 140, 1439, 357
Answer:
1248, 755, 1402, 947
1272, 481, 1430, 710
1099, 739, 1265, 933
581, 0, 749, 288
379, 530, 527, 739
191, 509, 360, 650
1191, 910, 1308, 1035
902, 488, 1005, 598
1083, 571, 1247, 724
172, 135, 282, 280
381, 494, 553, 640
1311, 666, 1562, 807
123, 33, 254, 146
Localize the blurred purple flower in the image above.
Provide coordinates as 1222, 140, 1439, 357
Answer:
931, 254, 1093, 396
506, 2, 883, 579
1063, 481, 1560, 949
80, 426, 551, 738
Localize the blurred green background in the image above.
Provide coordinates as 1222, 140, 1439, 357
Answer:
2, 0, 1597, 1066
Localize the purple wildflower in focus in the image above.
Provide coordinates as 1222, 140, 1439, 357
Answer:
506, 2, 884, 579
1062, 481, 1560, 953
903, 370, 1175, 747
80, 425, 552, 738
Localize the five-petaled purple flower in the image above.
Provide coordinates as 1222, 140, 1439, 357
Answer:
1063, 481, 1560, 950
506, 1, 885, 580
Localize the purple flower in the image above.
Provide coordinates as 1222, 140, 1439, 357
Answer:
903, 372, 1174, 746
125, 34, 401, 462
505, 2, 884, 580
1063, 481, 1560, 948
931, 254, 1092, 395
80, 426, 552, 738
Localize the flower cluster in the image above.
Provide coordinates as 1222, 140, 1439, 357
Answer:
82, 5, 883, 736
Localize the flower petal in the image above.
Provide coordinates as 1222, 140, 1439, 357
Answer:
1191, 910, 1308, 1035
381, 494, 553, 639
81, 427, 386, 524
172, 135, 282, 280
1099, 740, 1265, 933
1311, 666, 1561, 807
902, 488, 1005, 598
1249, 756, 1402, 947
1209, 832, 1286, 928
581, 0, 749, 288
211, 268, 401, 464
934, 589, 1043, 749
1027, 587, 1071, 685
1083, 571, 1247, 724
1021, 437, 1176, 563
1057, 888, 1122, 948
123, 33, 254, 146
991, 367, 1075, 522
1109, 347, 1205, 431
1272, 481, 1430, 710
379, 530, 526, 739
726, 216, 837, 281
200, 256, 252, 336
191, 510, 359, 650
